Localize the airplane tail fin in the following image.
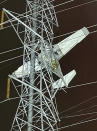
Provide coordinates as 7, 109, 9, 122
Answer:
52, 70, 76, 89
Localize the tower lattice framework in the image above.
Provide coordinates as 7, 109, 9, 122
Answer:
4, 0, 60, 130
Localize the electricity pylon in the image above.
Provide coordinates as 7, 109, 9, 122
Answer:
3, 0, 60, 130
3, 0, 90, 130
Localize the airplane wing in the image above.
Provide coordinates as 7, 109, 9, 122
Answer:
12, 59, 41, 78
52, 70, 76, 89
53, 27, 89, 60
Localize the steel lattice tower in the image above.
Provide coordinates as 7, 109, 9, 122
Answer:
3, 0, 60, 130
1, 0, 91, 130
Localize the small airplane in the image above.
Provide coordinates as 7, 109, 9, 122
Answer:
12, 27, 89, 93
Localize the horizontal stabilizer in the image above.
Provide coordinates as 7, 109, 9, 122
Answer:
54, 27, 89, 60
52, 70, 76, 89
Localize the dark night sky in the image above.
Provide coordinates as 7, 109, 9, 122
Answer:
0, 0, 97, 131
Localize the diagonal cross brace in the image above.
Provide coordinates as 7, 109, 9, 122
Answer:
3, 8, 43, 40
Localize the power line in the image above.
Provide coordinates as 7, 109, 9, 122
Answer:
61, 111, 97, 119
0, 46, 23, 55
68, 80, 97, 89
60, 95, 97, 115
56, 117, 97, 130
0, 97, 20, 104
58, 80, 97, 115
61, 104, 97, 119
17, 0, 96, 21
0, 0, 7, 5
53, 0, 74, 8
0, 54, 23, 64
53, 24, 97, 39
0, 94, 40, 104
56, 0, 97, 14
